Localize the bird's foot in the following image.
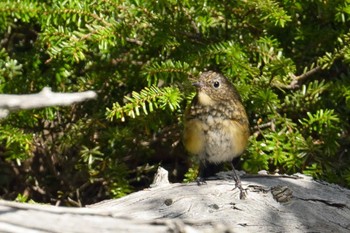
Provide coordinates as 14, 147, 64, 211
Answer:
196, 177, 207, 186
232, 180, 247, 200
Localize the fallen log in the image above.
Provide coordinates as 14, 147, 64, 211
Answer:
0, 168, 349, 233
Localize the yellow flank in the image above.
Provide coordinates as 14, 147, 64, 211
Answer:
223, 119, 249, 157
183, 119, 206, 155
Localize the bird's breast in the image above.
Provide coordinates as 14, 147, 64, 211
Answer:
183, 107, 249, 163
205, 119, 248, 163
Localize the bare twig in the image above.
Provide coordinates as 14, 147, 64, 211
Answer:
252, 122, 273, 131
273, 66, 322, 89
252, 121, 275, 138
0, 87, 97, 118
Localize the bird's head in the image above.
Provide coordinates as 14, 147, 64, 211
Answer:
192, 71, 240, 106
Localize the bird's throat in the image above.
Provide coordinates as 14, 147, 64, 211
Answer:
197, 91, 215, 106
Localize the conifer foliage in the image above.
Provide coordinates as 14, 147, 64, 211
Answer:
0, 0, 350, 205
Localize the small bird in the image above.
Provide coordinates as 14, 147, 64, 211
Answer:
183, 71, 249, 199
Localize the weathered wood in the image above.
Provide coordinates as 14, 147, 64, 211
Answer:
0, 170, 349, 233
0, 200, 205, 233
90, 172, 350, 233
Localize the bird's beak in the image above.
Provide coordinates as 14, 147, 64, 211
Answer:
192, 81, 204, 88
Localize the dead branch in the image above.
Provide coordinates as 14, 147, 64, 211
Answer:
273, 66, 322, 89
0, 87, 97, 118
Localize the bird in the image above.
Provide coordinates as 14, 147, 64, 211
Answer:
183, 70, 250, 199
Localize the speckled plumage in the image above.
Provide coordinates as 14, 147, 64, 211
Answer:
183, 71, 249, 198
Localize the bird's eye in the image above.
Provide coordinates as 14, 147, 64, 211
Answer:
213, 81, 220, 88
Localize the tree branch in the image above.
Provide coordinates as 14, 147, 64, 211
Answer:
273, 66, 322, 89
0, 87, 97, 118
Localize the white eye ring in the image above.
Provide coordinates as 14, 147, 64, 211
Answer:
213, 81, 220, 88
